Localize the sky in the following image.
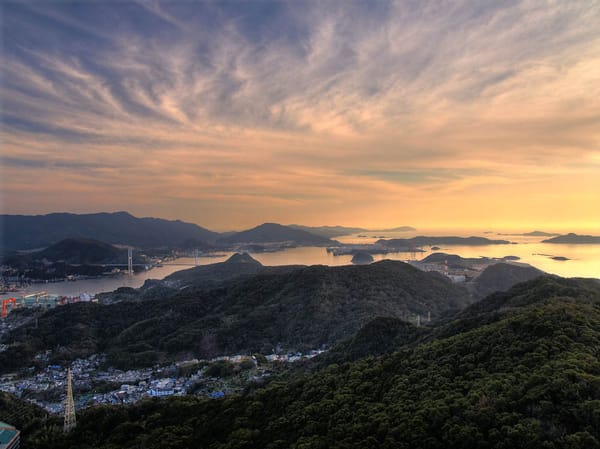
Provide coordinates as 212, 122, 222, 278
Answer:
1, 0, 599, 232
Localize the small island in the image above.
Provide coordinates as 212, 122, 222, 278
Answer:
351, 252, 374, 265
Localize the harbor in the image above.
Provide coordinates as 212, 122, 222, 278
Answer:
1, 291, 97, 318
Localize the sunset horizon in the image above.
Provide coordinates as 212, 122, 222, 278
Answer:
2, 1, 599, 232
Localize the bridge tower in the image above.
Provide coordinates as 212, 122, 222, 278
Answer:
63, 368, 76, 432
127, 247, 133, 275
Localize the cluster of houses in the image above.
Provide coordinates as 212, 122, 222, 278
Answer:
0, 348, 328, 415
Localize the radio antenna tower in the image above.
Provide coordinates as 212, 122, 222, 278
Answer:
127, 247, 133, 275
64, 368, 77, 432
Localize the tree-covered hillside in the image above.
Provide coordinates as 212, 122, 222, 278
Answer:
0, 260, 469, 371
11, 276, 600, 449
472, 262, 545, 298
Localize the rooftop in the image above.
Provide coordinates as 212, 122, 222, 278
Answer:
0, 421, 19, 446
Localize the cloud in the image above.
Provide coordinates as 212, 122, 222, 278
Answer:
1, 0, 599, 229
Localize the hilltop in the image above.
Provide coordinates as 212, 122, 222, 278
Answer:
472, 262, 545, 298
1, 238, 137, 279
161, 252, 264, 287
0, 211, 220, 252
217, 223, 336, 246
145, 253, 300, 293
314, 317, 423, 366
3, 238, 124, 265
17, 276, 600, 449
35, 238, 123, 264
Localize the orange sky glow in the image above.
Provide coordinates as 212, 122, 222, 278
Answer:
1, 1, 599, 232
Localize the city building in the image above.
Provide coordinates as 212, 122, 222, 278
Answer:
0, 421, 20, 449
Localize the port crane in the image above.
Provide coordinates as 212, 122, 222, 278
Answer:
1, 298, 17, 318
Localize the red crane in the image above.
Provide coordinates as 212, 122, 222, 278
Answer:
1, 298, 17, 318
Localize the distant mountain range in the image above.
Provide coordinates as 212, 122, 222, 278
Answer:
542, 233, 600, 244
1, 213, 347, 252
0, 211, 219, 252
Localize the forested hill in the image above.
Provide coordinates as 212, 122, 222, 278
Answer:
15, 275, 600, 449
472, 262, 545, 298
0, 260, 469, 372
3, 238, 125, 266
157, 252, 299, 289
0, 211, 219, 251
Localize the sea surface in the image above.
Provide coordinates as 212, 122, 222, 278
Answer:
2, 230, 599, 299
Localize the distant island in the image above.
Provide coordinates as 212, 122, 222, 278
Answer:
523, 230, 560, 237
288, 225, 367, 238
217, 223, 336, 246
498, 230, 560, 237
372, 226, 416, 232
542, 233, 600, 244
351, 252, 374, 264
378, 236, 511, 247
288, 224, 416, 237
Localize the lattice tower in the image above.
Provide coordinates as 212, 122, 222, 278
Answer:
63, 368, 76, 432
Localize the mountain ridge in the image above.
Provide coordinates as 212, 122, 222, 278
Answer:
0, 211, 220, 252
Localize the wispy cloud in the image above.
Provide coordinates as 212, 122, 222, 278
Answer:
1, 0, 599, 229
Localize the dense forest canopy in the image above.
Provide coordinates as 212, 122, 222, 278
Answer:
2, 276, 599, 448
